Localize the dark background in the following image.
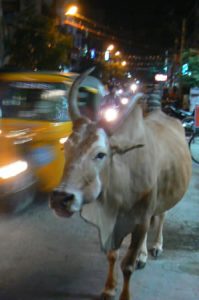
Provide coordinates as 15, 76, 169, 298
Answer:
82, 0, 197, 54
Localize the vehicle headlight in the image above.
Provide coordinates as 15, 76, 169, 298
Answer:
120, 97, 129, 105
130, 83, 137, 93
59, 137, 68, 144
103, 107, 118, 122
116, 89, 123, 95
0, 160, 28, 179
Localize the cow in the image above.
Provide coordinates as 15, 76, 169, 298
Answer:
50, 68, 192, 300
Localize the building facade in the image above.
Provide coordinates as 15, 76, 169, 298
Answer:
0, 0, 77, 66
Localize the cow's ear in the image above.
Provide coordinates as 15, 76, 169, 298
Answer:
110, 137, 144, 155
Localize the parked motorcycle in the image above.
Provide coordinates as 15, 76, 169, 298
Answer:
182, 116, 195, 136
162, 102, 194, 120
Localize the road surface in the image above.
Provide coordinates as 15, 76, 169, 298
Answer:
0, 163, 198, 300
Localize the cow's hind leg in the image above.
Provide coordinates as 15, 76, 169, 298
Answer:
151, 212, 166, 257
101, 250, 119, 300
119, 223, 149, 300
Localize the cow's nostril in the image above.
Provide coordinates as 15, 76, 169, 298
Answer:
51, 190, 74, 208
63, 193, 74, 204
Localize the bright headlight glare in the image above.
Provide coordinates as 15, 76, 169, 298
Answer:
130, 83, 137, 92
103, 108, 118, 122
59, 137, 68, 144
120, 97, 129, 105
0, 160, 28, 179
116, 89, 123, 95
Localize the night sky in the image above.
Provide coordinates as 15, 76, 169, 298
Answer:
81, 0, 197, 54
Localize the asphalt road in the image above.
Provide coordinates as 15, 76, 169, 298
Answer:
0, 163, 198, 300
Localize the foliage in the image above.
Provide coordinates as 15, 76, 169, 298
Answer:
181, 49, 199, 88
9, 13, 73, 70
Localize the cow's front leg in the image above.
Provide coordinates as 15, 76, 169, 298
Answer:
101, 250, 119, 300
151, 212, 166, 257
119, 223, 149, 300
136, 232, 148, 269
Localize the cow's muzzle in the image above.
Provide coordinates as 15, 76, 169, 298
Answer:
49, 190, 75, 218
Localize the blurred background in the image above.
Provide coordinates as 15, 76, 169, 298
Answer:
0, 0, 198, 98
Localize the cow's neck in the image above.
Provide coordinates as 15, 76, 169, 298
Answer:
100, 104, 147, 209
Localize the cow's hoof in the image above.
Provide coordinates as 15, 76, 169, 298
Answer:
136, 260, 146, 269
136, 251, 147, 269
151, 247, 163, 258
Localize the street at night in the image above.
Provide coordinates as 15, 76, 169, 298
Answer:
0, 1, 199, 300
0, 162, 198, 300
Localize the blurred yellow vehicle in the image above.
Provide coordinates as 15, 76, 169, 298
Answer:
0, 71, 105, 213
0, 134, 36, 213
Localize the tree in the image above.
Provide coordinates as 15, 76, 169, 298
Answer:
9, 13, 73, 70
181, 49, 199, 89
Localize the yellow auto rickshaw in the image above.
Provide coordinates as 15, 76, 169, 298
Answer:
0, 71, 106, 213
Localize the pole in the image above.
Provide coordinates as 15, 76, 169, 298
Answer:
0, 0, 4, 67
179, 18, 186, 104
180, 18, 186, 66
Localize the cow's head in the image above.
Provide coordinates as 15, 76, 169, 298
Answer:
49, 68, 143, 217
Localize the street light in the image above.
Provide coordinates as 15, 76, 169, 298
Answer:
115, 51, 121, 56
65, 5, 78, 16
121, 60, 127, 66
107, 44, 114, 51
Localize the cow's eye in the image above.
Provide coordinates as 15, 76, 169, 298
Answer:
95, 152, 106, 160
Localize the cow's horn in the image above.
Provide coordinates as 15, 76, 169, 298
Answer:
68, 67, 95, 121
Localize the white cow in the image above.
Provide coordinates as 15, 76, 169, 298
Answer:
50, 68, 192, 300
